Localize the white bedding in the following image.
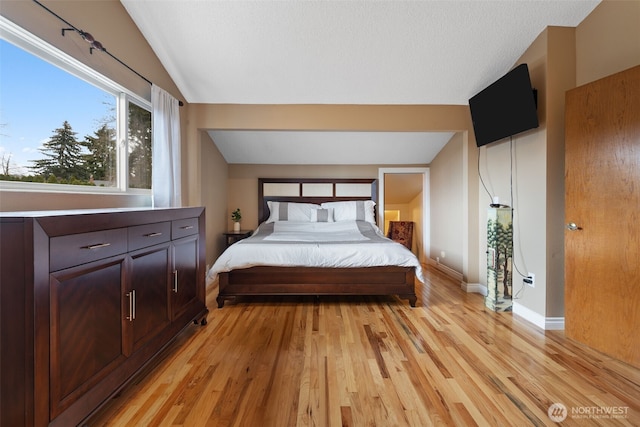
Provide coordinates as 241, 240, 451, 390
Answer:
206, 220, 425, 285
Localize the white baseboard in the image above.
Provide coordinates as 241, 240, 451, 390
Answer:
513, 302, 565, 330
545, 317, 565, 330
426, 258, 464, 281
425, 258, 486, 295
462, 282, 487, 295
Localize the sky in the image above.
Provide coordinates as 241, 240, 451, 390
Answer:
0, 39, 115, 175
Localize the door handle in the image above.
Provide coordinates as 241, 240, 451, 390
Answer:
566, 223, 582, 231
173, 270, 178, 293
126, 290, 136, 321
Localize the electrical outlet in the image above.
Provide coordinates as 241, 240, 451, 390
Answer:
436, 256, 440, 264
523, 273, 535, 288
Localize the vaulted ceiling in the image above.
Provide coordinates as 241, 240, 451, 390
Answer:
121, 0, 599, 165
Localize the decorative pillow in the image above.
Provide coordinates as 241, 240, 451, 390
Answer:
266, 201, 320, 223
310, 208, 334, 222
321, 200, 376, 223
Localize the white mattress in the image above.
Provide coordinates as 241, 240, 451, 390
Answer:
206, 220, 424, 285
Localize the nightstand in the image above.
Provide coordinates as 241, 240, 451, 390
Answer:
223, 230, 253, 247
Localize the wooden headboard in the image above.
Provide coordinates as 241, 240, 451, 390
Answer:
258, 178, 378, 224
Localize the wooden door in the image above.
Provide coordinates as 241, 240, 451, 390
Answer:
49, 256, 128, 419
171, 235, 199, 321
127, 244, 171, 354
565, 65, 640, 368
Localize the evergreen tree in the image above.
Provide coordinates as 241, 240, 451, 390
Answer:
127, 103, 152, 189
83, 124, 116, 184
30, 121, 86, 180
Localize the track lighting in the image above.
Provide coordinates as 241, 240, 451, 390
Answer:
35, 0, 184, 106
61, 28, 105, 54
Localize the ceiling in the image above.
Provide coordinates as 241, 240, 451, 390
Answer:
121, 0, 599, 165
208, 130, 453, 165
384, 173, 423, 205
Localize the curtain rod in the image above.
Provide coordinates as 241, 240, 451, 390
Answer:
32, 0, 184, 106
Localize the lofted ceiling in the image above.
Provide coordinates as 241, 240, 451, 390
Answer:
121, 0, 600, 165
207, 130, 453, 165
384, 173, 424, 205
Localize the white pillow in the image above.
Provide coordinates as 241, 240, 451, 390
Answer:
310, 208, 334, 222
266, 201, 320, 223
321, 200, 376, 223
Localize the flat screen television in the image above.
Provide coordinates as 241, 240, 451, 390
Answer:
469, 63, 539, 147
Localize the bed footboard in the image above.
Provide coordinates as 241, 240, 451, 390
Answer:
216, 266, 417, 308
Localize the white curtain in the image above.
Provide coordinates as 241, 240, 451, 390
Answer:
151, 84, 181, 208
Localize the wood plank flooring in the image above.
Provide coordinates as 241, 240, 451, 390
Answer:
89, 267, 639, 426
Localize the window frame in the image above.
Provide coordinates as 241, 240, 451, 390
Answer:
0, 16, 152, 195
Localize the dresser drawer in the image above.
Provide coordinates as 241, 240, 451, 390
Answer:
128, 222, 171, 251
172, 218, 199, 239
50, 228, 128, 271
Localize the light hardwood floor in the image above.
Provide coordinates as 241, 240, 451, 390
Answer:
89, 267, 639, 426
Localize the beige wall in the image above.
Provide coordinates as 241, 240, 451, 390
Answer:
199, 131, 229, 268
576, 0, 640, 86
0, 190, 151, 212
430, 132, 464, 273
545, 27, 577, 317
409, 191, 424, 260
384, 203, 413, 223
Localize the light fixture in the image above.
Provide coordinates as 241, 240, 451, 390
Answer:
79, 30, 94, 43
61, 28, 105, 54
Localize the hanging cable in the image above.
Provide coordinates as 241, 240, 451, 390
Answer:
477, 146, 493, 204
509, 136, 530, 300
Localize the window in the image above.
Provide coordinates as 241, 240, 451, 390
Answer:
127, 102, 152, 189
0, 18, 152, 192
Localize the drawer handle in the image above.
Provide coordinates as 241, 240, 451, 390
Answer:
84, 243, 111, 250
180, 225, 194, 230
145, 232, 163, 237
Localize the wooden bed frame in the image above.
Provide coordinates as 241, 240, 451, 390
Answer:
216, 178, 417, 308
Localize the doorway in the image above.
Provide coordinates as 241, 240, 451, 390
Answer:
378, 168, 429, 262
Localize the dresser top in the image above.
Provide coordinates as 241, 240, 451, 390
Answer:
0, 207, 201, 218
0, 207, 205, 236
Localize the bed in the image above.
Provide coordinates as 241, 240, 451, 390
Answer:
208, 178, 422, 308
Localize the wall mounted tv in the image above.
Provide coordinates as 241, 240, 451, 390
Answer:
469, 63, 539, 147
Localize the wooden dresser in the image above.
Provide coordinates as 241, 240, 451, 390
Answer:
0, 207, 208, 426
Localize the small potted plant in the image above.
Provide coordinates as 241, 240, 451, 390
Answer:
231, 208, 242, 231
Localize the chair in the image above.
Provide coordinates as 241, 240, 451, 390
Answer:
387, 221, 414, 250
